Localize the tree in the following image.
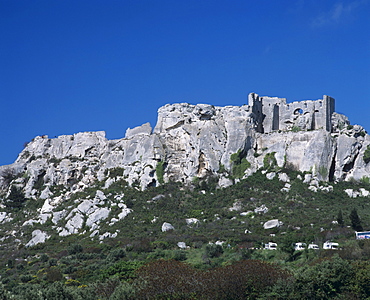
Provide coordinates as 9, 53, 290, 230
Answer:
5, 186, 27, 209
337, 209, 344, 227
350, 208, 363, 231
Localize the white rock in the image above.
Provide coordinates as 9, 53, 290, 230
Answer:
254, 205, 268, 214
40, 187, 53, 200
360, 188, 370, 197
266, 172, 276, 180
186, 218, 200, 226
65, 213, 84, 234
95, 190, 107, 201
117, 207, 132, 220
40, 199, 54, 213
218, 177, 233, 188
263, 219, 283, 229
26, 230, 50, 247
161, 222, 174, 232
86, 207, 110, 227
177, 242, 187, 249
240, 211, 253, 216
278, 173, 290, 182
52, 210, 67, 225
0, 212, 7, 223
303, 173, 312, 183
345, 189, 354, 198
308, 186, 318, 192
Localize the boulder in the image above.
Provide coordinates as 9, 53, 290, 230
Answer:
263, 219, 283, 229
161, 222, 174, 232
26, 230, 50, 247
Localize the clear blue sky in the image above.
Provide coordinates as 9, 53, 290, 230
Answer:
1, 0, 369, 166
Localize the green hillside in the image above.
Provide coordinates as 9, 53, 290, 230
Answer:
1, 169, 370, 299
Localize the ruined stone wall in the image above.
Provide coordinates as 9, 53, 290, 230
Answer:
248, 93, 335, 133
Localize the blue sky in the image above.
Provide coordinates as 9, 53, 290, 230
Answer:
1, 0, 369, 166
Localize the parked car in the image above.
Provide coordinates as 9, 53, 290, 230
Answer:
308, 243, 320, 250
264, 242, 277, 250
294, 242, 306, 251
323, 241, 339, 250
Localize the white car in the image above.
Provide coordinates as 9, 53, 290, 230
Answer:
264, 242, 277, 250
323, 241, 339, 250
294, 242, 306, 251
308, 243, 320, 250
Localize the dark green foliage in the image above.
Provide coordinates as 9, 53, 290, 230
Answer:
205, 244, 223, 258
364, 145, 370, 164
294, 256, 354, 299
350, 208, 363, 231
337, 209, 344, 227
263, 152, 278, 171
44, 282, 75, 300
230, 149, 251, 178
106, 248, 126, 262
0, 168, 15, 186
68, 244, 83, 255
155, 161, 165, 184
100, 260, 143, 280
5, 185, 27, 209
106, 167, 125, 178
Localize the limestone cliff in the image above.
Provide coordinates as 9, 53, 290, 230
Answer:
1, 93, 370, 196
0, 93, 370, 244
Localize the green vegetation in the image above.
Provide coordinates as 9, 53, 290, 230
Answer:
2, 170, 370, 298
155, 160, 165, 184
263, 151, 278, 171
230, 149, 251, 178
364, 145, 370, 164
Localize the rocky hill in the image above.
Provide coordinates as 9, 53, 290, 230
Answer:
0, 93, 370, 247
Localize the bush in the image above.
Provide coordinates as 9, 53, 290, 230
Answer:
67, 244, 83, 255
155, 161, 165, 184
5, 186, 27, 209
230, 150, 251, 179
364, 145, 370, 164
205, 244, 223, 258
263, 152, 278, 171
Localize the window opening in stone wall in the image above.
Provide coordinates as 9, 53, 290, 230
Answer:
319, 101, 322, 107
294, 108, 303, 115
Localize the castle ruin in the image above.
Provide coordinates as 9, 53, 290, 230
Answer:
248, 93, 335, 133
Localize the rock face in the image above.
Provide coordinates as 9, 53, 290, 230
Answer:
1, 92, 370, 246
1, 93, 369, 195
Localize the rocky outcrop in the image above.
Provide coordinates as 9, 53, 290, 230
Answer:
1, 93, 370, 246
1, 95, 369, 197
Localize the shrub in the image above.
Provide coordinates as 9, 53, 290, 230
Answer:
205, 244, 223, 258
363, 145, 370, 164
5, 186, 27, 209
67, 244, 83, 255
263, 152, 278, 171
230, 150, 251, 179
155, 161, 165, 184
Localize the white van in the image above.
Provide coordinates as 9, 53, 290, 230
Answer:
323, 241, 339, 250
294, 242, 306, 251
308, 243, 320, 250
264, 242, 277, 250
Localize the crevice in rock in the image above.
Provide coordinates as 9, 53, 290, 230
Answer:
329, 149, 337, 182
343, 152, 359, 173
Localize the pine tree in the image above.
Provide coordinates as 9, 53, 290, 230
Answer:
337, 209, 344, 227
350, 208, 363, 231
